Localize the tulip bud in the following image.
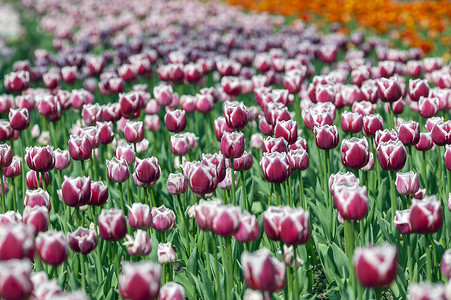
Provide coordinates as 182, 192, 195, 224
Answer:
407, 283, 446, 300
340, 138, 370, 170
0, 211, 21, 225
36, 231, 68, 266
62, 176, 91, 207
408, 79, 429, 101
24, 188, 51, 211
260, 152, 291, 184
98, 208, 127, 241
124, 121, 144, 144
68, 227, 97, 254
234, 211, 260, 243
341, 111, 363, 134
0, 223, 35, 260
377, 77, 402, 102
377, 140, 407, 171
68, 135, 92, 161
250, 133, 263, 149
159, 282, 185, 300
393, 209, 412, 235
89, 181, 108, 206
23, 206, 49, 233
410, 195, 443, 234
170, 134, 190, 156
375, 129, 399, 147
432, 121, 451, 146
233, 151, 253, 171
211, 205, 241, 236
220, 131, 245, 159
414, 132, 433, 151
395, 171, 419, 195
0, 144, 12, 169
2, 155, 21, 177
54, 149, 70, 170
127, 203, 152, 229
0, 259, 32, 300
25, 146, 55, 172
363, 114, 384, 137
288, 149, 309, 171
185, 161, 218, 195
106, 157, 130, 183
419, 96, 439, 119
9, 108, 30, 131
274, 120, 298, 145
124, 230, 152, 257
96, 121, 114, 145
119, 262, 161, 300
353, 244, 397, 288
164, 109, 186, 133
333, 184, 368, 220
166, 173, 188, 195
135, 157, 160, 184
314, 125, 339, 150
241, 248, 286, 293
152, 205, 175, 232
223, 101, 249, 130
157, 242, 177, 264
397, 121, 420, 146
214, 117, 234, 141
116, 142, 135, 165
262, 136, 288, 154
0, 120, 12, 142
154, 84, 173, 107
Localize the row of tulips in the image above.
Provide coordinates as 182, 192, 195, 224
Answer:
0, 0, 450, 299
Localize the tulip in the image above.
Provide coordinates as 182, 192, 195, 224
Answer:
314, 124, 339, 150
82, 103, 102, 126
0, 211, 21, 225
96, 121, 114, 145
68, 227, 97, 254
124, 121, 144, 144
410, 195, 443, 234
260, 152, 291, 184
61, 66, 77, 83
395, 171, 419, 195
211, 205, 241, 236
274, 120, 298, 144
116, 143, 135, 165
340, 138, 370, 170
0, 223, 35, 260
166, 173, 188, 195
288, 149, 309, 171
241, 248, 286, 293
262, 136, 288, 154
61, 176, 91, 207
124, 230, 152, 257
36, 231, 69, 266
214, 117, 234, 141
24, 188, 51, 211
25, 146, 55, 172
374, 129, 398, 146
431, 120, 451, 146
250, 133, 264, 149
397, 121, 420, 146
363, 114, 384, 137
134, 157, 160, 184
220, 131, 245, 159
377, 76, 402, 102
0, 144, 12, 168
154, 84, 173, 107
157, 242, 177, 264
8, 108, 29, 131
407, 283, 446, 300
419, 96, 439, 119
195, 94, 215, 113
89, 181, 108, 206
353, 244, 397, 288
152, 205, 175, 232
377, 140, 407, 171
127, 203, 152, 229
408, 79, 429, 102
23, 206, 49, 233
98, 208, 127, 241
54, 149, 70, 170
234, 211, 260, 243
68, 135, 92, 161
185, 161, 218, 195
26, 170, 49, 189
170, 134, 190, 156
106, 157, 130, 183
159, 282, 185, 300
223, 101, 249, 130
393, 209, 412, 235
164, 109, 186, 133
102, 103, 121, 122
341, 111, 363, 134
0, 259, 32, 300
233, 151, 253, 171
333, 184, 368, 220
259, 117, 274, 136
426, 116, 444, 133
119, 262, 161, 300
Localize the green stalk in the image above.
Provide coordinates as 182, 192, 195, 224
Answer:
426, 235, 432, 281
407, 235, 413, 282
177, 194, 190, 256
19, 132, 26, 200
219, 237, 228, 299
292, 246, 299, 300
230, 158, 236, 206
212, 235, 221, 300
119, 182, 125, 213
409, 146, 414, 172
389, 171, 397, 223
421, 151, 428, 191
0, 169, 5, 213
11, 177, 17, 212
286, 176, 292, 207
344, 220, 356, 295
390, 103, 395, 129
240, 171, 248, 211
127, 178, 132, 207
225, 237, 233, 299
298, 171, 305, 209
438, 146, 443, 202
80, 254, 86, 291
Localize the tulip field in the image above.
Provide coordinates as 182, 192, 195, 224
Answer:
1, 0, 451, 299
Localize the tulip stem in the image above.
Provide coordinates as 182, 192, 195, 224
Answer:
240, 171, 247, 211
426, 235, 432, 281
293, 246, 299, 300
409, 146, 414, 172
438, 146, 443, 202
286, 177, 292, 207
11, 177, 16, 212
212, 235, 221, 300
406, 235, 413, 281
19, 132, 25, 200
298, 171, 305, 209
268, 183, 273, 206
225, 237, 233, 299
126, 178, 132, 207
80, 254, 86, 292
390, 103, 395, 129
230, 158, 236, 206
421, 151, 428, 191
119, 182, 125, 213
388, 171, 397, 224
177, 194, 190, 256
344, 220, 355, 295
0, 169, 4, 213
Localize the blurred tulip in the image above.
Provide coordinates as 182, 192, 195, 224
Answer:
127, 203, 152, 230
119, 262, 161, 300
23, 205, 49, 233
26, 170, 49, 190
106, 157, 130, 183
98, 208, 127, 241
54, 149, 70, 170
159, 282, 185, 300
36, 231, 68, 266
151, 205, 175, 232
393, 209, 412, 235
8, 108, 29, 131
68, 226, 97, 254
124, 230, 152, 257
166, 173, 188, 195
135, 157, 160, 184
124, 121, 144, 144
89, 181, 108, 206
223, 101, 248, 130
397, 121, 420, 146
220, 131, 245, 159
410, 195, 443, 234
395, 171, 419, 195
0, 223, 34, 260
24, 188, 51, 211
0, 259, 32, 300
0, 144, 12, 168
157, 242, 177, 264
